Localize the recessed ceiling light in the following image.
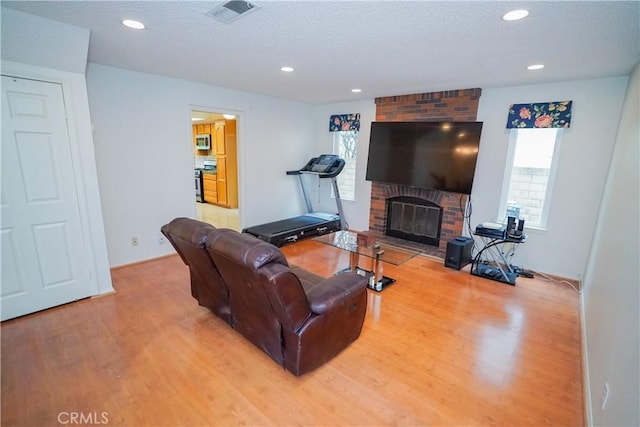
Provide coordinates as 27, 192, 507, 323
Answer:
280, 66, 294, 73
527, 64, 545, 70
351, 88, 362, 93
502, 10, 529, 21
122, 19, 145, 30
191, 117, 204, 122
222, 114, 236, 120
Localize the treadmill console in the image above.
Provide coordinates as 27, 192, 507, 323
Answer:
288, 154, 345, 177
310, 154, 339, 172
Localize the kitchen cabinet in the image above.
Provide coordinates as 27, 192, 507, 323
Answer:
211, 119, 238, 208
202, 172, 217, 204
216, 157, 227, 205
214, 122, 226, 155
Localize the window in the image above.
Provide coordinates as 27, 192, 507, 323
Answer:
499, 128, 562, 228
332, 130, 358, 201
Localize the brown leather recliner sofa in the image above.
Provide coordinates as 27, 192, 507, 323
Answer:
161, 217, 368, 376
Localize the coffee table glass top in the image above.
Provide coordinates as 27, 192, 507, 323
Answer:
313, 230, 419, 266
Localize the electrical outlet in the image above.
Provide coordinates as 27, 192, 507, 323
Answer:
131, 237, 139, 247
600, 381, 610, 411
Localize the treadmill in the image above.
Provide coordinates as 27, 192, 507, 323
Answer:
243, 154, 347, 247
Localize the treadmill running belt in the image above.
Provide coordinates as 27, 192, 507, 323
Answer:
246, 215, 325, 235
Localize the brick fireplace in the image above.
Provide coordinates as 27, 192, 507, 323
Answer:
386, 196, 443, 246
368, 88, 482, 256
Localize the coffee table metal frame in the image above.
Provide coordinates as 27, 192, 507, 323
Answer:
313, 230, 419, 291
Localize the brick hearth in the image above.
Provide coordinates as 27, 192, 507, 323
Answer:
368, 88, 482, 256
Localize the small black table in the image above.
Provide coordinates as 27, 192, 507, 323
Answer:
471, 231, 527, 285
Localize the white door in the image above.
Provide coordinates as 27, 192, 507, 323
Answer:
1, 76, 94, 321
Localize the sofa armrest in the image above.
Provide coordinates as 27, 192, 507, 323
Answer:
305, 272, 367, 315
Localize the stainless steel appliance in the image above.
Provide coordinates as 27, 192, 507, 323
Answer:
203, 159, 216, 171
195, 169, 204, 202
195, 134, 211, 150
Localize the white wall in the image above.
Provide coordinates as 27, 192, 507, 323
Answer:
582, 63, 639, 426
309, 78, 629, 282
86, 64, 315, 267
311, 101, 376, 232
474, 77, 629, 279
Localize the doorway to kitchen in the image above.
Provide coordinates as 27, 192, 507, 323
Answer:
191, 110, 240, 231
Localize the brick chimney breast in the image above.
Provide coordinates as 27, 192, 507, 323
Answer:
369, 88, 482, 254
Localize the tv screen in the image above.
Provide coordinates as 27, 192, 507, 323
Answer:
365, 121, 483, 194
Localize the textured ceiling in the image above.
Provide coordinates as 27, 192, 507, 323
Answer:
3, 1, 639, 104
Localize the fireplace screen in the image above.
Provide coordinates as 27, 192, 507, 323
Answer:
385, 196, 443, 246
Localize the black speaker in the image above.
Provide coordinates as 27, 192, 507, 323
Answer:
509, 218, 526, 238
444, 236, 473, 270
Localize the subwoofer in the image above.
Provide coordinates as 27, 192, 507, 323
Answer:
444, 236, 473, 270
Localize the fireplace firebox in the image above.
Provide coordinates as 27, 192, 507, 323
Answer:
385, 196, 443, 247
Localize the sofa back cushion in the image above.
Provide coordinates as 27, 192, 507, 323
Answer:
206, 230, 311, 364
161, 217, 212, 267
160, 218, 230, 321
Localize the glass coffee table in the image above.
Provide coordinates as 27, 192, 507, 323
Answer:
313, 230, 419, 291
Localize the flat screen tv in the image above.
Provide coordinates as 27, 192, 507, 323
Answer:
365, 121, 483, 194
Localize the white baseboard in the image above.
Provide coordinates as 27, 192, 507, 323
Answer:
580, 292, 593, 426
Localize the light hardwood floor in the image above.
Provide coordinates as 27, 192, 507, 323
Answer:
1, 238, 584, 426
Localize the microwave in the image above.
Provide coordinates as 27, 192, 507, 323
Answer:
195, 134, 211, 150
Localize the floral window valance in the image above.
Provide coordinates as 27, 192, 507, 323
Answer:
329, 113, 360, 132
506, 101, 572, 129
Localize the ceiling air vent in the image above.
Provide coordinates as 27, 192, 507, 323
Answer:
205, 1, 260, 24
